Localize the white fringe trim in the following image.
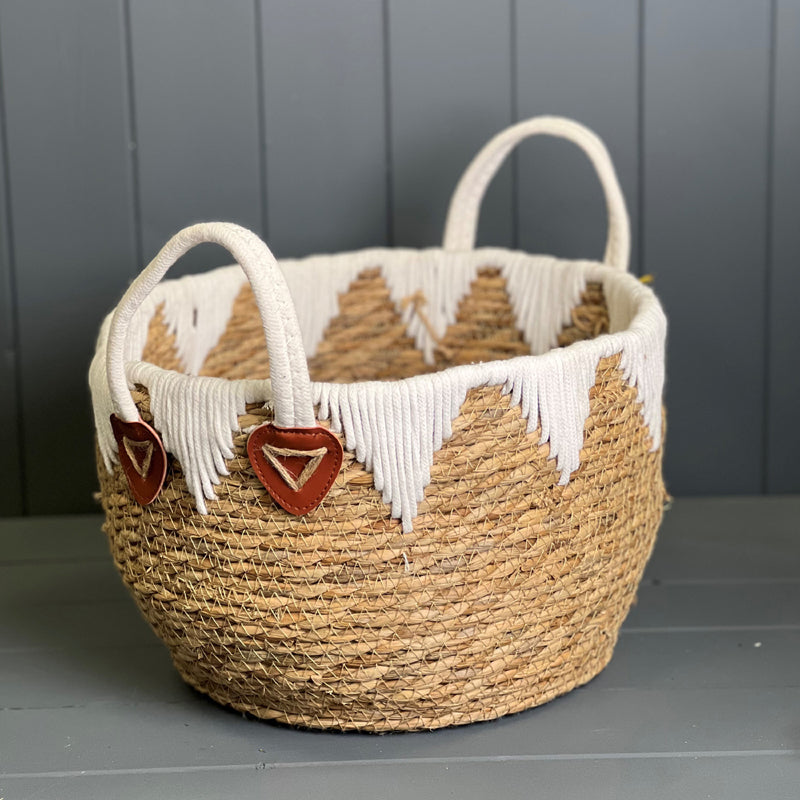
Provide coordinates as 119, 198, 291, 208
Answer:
89, 250, 666, 532
128, 363, 270, 515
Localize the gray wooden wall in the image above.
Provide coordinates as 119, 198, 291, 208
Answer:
0, 0, 797, 516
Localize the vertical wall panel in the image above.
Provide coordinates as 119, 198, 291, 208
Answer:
767, 0, 800, 492
130, 0, 263, 274
644, 1, 771, 495
0, 0, 138, 514
261, 0, 387, 257
515, 1, 640, 271
388, 0, 513, 248
0, 71, 23, 515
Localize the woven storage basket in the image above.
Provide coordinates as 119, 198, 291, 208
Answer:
90, 116, 667, 732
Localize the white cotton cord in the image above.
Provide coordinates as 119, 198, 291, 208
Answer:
366, 386, 382, 486
124, 295, 161, 365
105, 223, 314, 429
158, 267, 246, 375
127, 361, 271, 514
380, 249, 479, 364
113, 265, 245, 372
595, 266, 667, 450
443, 116, 631, 271
279, 255, 366, 357
383, 391, 403, 519
90, 262, 255, 469
355, 384, 372, 467
89, 315, 118, 472
497, 252, 589, 355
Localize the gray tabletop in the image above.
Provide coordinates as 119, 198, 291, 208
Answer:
1, 496, 799, 799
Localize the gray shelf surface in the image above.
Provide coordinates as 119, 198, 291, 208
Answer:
1, 496, 798, 799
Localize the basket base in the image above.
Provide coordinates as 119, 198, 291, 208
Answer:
169, 640, 617, 733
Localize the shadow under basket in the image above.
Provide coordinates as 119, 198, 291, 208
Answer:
91, 116, 667, 732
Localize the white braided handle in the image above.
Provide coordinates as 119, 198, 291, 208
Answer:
443, 116, 631, 270
106, 222, 315, 429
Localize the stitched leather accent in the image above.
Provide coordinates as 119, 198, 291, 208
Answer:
110, 415, 167, 505
123, 436, 154, 478
260, 443, 328, 491
247, 423, 343, 516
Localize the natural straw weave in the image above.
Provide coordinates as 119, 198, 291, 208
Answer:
99, 270, 666, 732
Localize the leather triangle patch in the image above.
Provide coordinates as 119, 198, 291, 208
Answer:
247, 423, 342, 515
110, 415, 167, 505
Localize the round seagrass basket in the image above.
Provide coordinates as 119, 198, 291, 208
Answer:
90, 116, 668, 732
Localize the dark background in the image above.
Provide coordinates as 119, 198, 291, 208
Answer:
0, 0, 797, 516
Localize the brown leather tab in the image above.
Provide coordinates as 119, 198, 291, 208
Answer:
247, 423, 343, 515
110, 414, 167, 506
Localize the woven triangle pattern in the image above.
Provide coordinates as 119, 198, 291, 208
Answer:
159, 264, 589, 382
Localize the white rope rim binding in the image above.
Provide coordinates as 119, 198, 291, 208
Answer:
105, 222, 315, 429
443, 115, 631, 271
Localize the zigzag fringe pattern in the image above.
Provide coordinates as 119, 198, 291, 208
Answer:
89, 252, 665, 531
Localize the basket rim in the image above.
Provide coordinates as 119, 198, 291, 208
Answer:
109, 245, 663, 392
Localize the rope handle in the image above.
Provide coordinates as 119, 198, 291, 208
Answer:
106, 222, 315, 429
442, 115, 631, 271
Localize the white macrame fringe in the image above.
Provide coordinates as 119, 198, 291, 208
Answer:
266, 248, 590, 364
128, 362, 271, 514
89, 252, 665, 532
158, 268, 246, 375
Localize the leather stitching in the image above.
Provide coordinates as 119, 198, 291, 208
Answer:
248, 426, 342, 515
